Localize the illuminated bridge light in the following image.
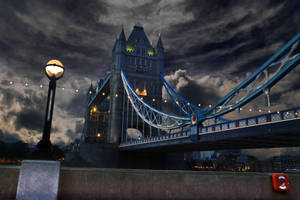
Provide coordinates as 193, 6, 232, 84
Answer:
277, 111, 280, 114
187, 102, 190, 106
152, 98, 156, 102
209, 105, 212, 108
25, 83, 28, 86
40, 84, 43, 88
102, 92, 105, 96
259, 109, 262, 112
136, 88, 147, 96
249, 108, 252, 112
75, 89, 79, 93
115, 93, 118, 98
9, 81, 14, 85
164, 99, 167, 103
97, 132, 101, 138
268, 110, 271, 113
62, 87, 65, 91
89, 90, 92, 94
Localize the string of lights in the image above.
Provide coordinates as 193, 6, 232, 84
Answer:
1, 79, 81, 94
1, 78, 285, 114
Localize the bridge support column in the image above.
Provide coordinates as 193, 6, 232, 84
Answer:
119, 151, 186, 170
108, 70, 123, 144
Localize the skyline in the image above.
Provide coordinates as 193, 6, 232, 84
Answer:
0, 0, 299, 158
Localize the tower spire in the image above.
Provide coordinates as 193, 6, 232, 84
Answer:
157, 33, 164, 49
119, 24, 126, 42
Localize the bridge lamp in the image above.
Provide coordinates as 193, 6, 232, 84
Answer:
37, 59, 64, 155
97, 132, 101, 138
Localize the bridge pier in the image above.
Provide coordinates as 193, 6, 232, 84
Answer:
119, 151, 186, 170
69, 143, 186, 169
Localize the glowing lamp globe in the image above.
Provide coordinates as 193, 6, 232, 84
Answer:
45, 59, 64, 80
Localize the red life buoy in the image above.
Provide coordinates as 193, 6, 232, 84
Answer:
272, 173, 290, 192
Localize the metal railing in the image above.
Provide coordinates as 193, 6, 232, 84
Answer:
119, 107, 299, 148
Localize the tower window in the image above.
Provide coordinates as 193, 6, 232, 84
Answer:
126, 45, 134, 53
148, 49, 154, 56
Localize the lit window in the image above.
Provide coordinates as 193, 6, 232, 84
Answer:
148, 50, 154, 56
126, 45, 134, 53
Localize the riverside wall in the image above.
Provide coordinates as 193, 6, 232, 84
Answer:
1, 165, 300, 200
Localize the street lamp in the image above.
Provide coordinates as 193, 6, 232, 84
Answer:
37, 59, 64, 155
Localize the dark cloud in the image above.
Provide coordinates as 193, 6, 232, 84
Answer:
164, 69, 220, 106
14, 109, 43, 132
65, 120, 83, 142
0, 130, 21, 142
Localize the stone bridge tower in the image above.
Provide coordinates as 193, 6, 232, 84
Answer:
83, 23, 164, 145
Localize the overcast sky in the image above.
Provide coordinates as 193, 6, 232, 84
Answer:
0, 0, 299, 157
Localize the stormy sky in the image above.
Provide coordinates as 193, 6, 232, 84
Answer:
0, 0, 299, 157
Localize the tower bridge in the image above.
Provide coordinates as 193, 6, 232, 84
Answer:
81, 23, 300, 168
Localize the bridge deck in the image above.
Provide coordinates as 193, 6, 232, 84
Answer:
120, 108, 300, 152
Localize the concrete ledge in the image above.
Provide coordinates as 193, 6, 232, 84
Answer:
16, 160, 60, 200
1, 165, 300, 200
58, 168, 300, 200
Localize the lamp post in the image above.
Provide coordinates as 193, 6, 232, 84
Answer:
37, 59, 64, 155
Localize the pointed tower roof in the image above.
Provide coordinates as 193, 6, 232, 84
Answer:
119, 25, 126, 42
112, 36, 118, 52
88, 82, 94, 94
156, 33, 164, 49
127, 22, 152, 47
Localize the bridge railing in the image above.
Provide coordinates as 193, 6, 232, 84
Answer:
199, 107, 300, 134
119, 130, 191, 147
120, 107, 299, 148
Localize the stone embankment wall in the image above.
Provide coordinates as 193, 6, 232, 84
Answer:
1, 165, 300, 200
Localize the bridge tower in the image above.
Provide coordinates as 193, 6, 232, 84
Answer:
82, 23, 164, 145
109, 23, 164, 144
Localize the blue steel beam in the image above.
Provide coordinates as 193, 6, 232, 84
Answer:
203, 32, 300, 121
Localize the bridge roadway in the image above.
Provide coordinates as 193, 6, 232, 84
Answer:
120, 107, 300, 152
